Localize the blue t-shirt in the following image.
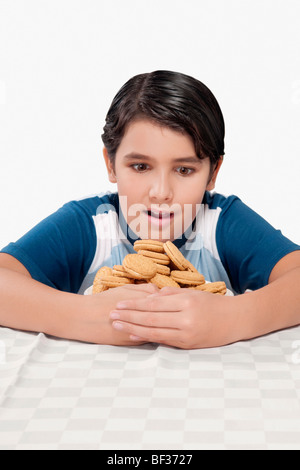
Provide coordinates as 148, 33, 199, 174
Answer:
1, 191, 299, 295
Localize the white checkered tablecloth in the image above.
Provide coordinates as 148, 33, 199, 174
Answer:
0, 325, 300, 450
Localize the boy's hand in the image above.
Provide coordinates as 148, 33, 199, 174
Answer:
81, 283, 160, 346
109, 287, 236, 349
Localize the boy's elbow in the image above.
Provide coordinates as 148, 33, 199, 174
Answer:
0, 253, 31, 278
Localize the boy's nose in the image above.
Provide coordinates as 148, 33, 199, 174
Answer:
148, 173, 173, 203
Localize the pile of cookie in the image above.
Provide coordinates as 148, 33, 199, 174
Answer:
92, 240, 227, 295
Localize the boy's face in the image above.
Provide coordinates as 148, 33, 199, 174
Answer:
103, 119, 222, 242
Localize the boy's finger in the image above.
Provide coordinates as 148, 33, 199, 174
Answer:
116, 293, 183, 312
113, 321, 181, 346
111, 310, 181, 329
158, 286, 183, 296
122, 283, 159, 294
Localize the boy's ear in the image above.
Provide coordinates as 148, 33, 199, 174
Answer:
206, 157, 223, 191
103, 148, 117, 183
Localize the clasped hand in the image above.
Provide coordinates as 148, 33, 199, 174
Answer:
110, 286, 232, 349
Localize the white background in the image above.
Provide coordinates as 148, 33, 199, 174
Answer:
0, 0, 299, 248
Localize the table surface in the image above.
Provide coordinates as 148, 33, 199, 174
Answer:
0, 324, 300, 450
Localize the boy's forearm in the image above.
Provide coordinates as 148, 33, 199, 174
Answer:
0, 268, 83, 339
228, 267, 300, 342
0, 268, 158, 346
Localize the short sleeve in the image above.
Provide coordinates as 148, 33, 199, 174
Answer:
216, 197, 300, 294
0, 200, 98, 293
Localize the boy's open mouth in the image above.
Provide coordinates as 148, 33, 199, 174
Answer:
147, 210, 174, 219
145, 209, 175, 226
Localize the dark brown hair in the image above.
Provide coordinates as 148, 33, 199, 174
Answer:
102, 70, 225, 168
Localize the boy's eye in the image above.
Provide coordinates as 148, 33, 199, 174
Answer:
131, 164, 194, 176
177, 167, 194, 176
132, 163, 149, 172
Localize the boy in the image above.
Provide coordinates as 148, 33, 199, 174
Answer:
0, 70, 299, 349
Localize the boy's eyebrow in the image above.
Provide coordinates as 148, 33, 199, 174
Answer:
122, 152, 202, 164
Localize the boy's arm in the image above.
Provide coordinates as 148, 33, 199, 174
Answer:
0, 254, 77, 337
0, 253, 158, 345
233, 250, 300, 341
109, 251, 300, 348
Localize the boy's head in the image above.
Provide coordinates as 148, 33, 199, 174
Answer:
101, 71, 225, 241
102, 70, 225, 173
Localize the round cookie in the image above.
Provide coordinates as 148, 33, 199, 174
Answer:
192, 281, 227, 295
122, 254, 157, 280
93, 266, 113, 283
93, 266, 113, 294
133, 239, 165, 253
93, 266, 112, 286
137, 250, 170, 265
155, 264, 171, 276
149, 273, 180, 289
99, 275, 134, 288
163, 241, 190, 271
92, 283, 109, 294
170, 270, 205, 286
112, 265, 136, 279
